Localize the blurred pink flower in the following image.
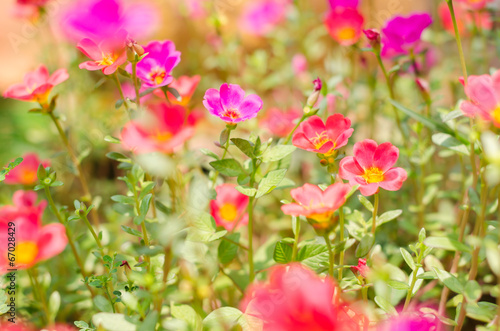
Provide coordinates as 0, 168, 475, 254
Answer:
376, 310, 439, 331
0, 191, 67, 274
239, 0, 291, 36
241, 263, 364, 330
260, 107, 301, 138
203, 83, 263, 123
4, 153, 50, 186
121, 103, 195, 154
183, 0, 207, 19
126, 40, 181, 89
438, 2, 492, 36
59, 0, 158, 42
292, 54, 308, 76
381, 13, 432, 58
292, 114, 354, 156
328, 0, 359, 9
339, 139, 407, 196
3, 65, 68, 104
460, 70, 500, 127
456, 0, 493, 10
13, 0, 48, 19
165, 75, 201, 106
77, 30, 128, 75
324, 7, 364, 46
281, 183, 351, 229
210, 184, 249, 231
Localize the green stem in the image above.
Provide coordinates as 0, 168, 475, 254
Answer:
324, 233, 334, 277
248, 159, 257, 283
371, 193, 379, 235
212, 126, 235, 188
403, 268, 419, 311
47, 112, 99, 226
446, 0, 468, 85
338, 207, 345, 280
131, 59, 141, 109
133, 182, 151, 271
283, 114, 308, 145
222, 236, 248, 250
28, 268, 50, 325
291, 217, 300, 261
113, 73, 131, 118
104, 284, 116, 313
81, 213, 103, 252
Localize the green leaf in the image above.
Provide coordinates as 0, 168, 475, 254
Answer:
140, 193, 152, 216
220, 128, 230, 146
261, 145, 296, 163
111, 195, 135, 205
485, 240, 500, 276
104, 135, 121, 144
464, 280, 481, 303
218, 233, 240, 264
200, 148, 219, 160
376, 210, 402, 226
203, 307, 243, 329
297, 244, 329, 270
432, 133, 469, 155
387, 280, 410, 290
121, 225, 142, 237
231, 138, 255, 158
358, 195, 374, 212
210, 159, 243, 177
442, 109, 464, 122
93, 295, 113, 313
92, 313, 136, 331
356, 234, 374, 258
171, 304, 202, 331
374, 296, 398, 316
0, 157, 23, 182
106, 152, 129, 162
273, 241, 293, 264
466, 301, 497, 323
256, 169, 287, 198
400, 248, 416, 270
235, 186, 257, 197
433, 267, 464, 294
424, 236, 472, 253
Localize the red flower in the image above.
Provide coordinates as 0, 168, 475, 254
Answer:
350, 258, 369, 278
210, 184, 249, 230
0, 191, 67, 274
3, 65, 69, 104
3, 153, 50, 186
121, 103, 195, 154
77, 30, 128, 75
154, 75, 201, 106
281, 183, 351, 229
324, 7, 364, 46
292, 114, 353, 156
339, 139, 407, 196
260, 107, 301, 138
241, 263, 363, 330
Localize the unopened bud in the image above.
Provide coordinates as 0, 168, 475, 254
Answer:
415, 78, 431, 104
313, 77, 322, 91
126, 38, 145, 57
363, 29, 381, 52
306, 90, 321, 108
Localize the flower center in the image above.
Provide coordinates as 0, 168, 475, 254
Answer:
97, 53, 116, 66
149, 69, 166, 85
361, 167, 385, 184
337, 27, 356, 41
311, 131, 332, 150
222, 108, 240, 119
307, 212, 332, 224
16, 241, 39, 265
20, 169, 37, 185
492, 105, 500, 125
154, 130, 173, 142
219, 203, 238, 222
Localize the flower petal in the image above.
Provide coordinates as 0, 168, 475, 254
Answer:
220, 83, 245, 110
353, 139, 378, 168
77, 38, 102, 60
238, 94, 263, 119
36, 223, 68, 262
203, 88, 223, 116
373, 142, 399, 172
379, 167, 407, 191
339, 156, 364, 180
48, 68, 70, 86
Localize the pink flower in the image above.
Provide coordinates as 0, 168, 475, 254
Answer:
126, 40, 181, 89
59, 0, 158, 43
328, 0, 359, 9
167, 75, 201, 106
456, 0, 493, 10
239, 0, 291, 36
376, 310, 439, 331
459, 71, 500, 127
241, 263, 363, 330
292, 114, 354, 156
339, 139, 408, 196
350, 258, 369, 278
121, 103, 195, 154
77, 30, 128, 75
438, 2, 492, 36
281, 183, 351, 229
292, 54, 308, 76
3, 65, 69, 104
203, 83, 263, 123
260, 107, 301, 138
210, 184, 249, 230
0, 191, 67, 274
381, 13, 432, 58
4, 153, 50, 186
324, 7, 364, 46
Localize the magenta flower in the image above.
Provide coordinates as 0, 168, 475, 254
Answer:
126, 40, 181, 89
203, 83, 263, 123
59, 0, 158, 42
239, 0, 291, 36
460, 71, 500, 127
328, 0, 359, 9
3, 65, 69, 104
376, 310, 439, 331
381, 13, 432, 58
77, 30, 128, 75
339, 139, 407, 196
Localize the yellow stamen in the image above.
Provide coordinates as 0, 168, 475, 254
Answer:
96, 53, 115, 66
222, 109, 240, 119
310, 131, 336, 155
361, 167, 385, 184
149, 69, 166, 85
491, 105, 500, 125
219, 203, 238, 222
154, 131, 173, 142
337, 27, 356, 41
16, 241, 39, 265
20, 169, 37, 185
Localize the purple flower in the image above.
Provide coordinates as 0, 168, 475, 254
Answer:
239, 0, 291, 36
328, 0, 359, 9
381, 13, 432, 58
377, 311, 438, 331
203, 84, 263, 123
127, 40, 181, 89
59, 0, 158, 43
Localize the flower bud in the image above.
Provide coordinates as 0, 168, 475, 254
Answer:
415, 78, 431, 104
313, 77, 322, 91
350, 258, 369, 278
363, 29, 381, 52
